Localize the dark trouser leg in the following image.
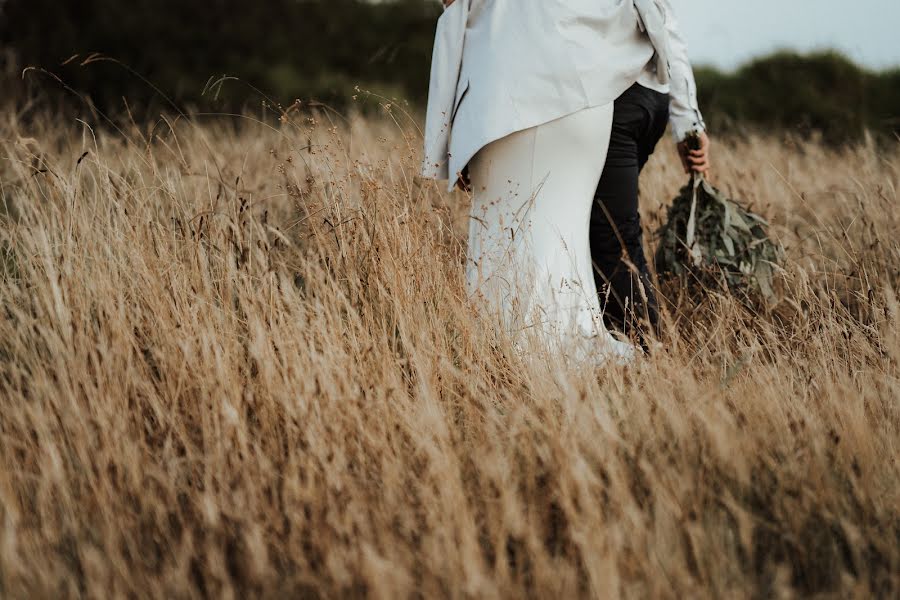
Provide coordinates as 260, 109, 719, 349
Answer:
590, 83, 669, 336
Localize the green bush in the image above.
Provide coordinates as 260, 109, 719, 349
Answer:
697, 51, 900, 144
1, 0, 897, 144
0, 0, 441, 114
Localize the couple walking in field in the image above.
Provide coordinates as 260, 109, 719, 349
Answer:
423, 0, 711, 365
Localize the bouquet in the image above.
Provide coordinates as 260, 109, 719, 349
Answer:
654, 133, 782, 300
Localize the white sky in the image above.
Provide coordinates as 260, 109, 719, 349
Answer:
672, 0, 900, 71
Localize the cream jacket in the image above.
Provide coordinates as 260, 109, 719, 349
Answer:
422, 0, 706, 190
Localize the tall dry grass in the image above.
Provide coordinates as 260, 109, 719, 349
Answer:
0, 102, 898, 598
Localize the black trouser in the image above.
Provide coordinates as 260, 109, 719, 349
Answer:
590, 83, 670, 336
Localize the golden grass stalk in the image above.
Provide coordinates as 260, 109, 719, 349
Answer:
0, 107, 897, 598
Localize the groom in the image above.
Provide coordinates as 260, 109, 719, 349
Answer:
591, 0, 711, 338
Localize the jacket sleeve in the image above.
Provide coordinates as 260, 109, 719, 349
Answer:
421, 1, 469, 180
657, 0, 706, 142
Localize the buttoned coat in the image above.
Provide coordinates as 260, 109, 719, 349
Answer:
422, 0, 704, 190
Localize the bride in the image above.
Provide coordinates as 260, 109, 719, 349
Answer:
423, 0, 677, 365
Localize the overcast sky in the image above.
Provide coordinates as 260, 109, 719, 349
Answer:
673, 0, 900, 71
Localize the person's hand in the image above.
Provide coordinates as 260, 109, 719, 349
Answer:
677, 130, 711, 175
443, 0, 456, 6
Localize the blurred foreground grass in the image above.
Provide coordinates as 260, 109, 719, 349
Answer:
0, 106, 898, 598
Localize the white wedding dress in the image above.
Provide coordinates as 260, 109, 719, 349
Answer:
466, 104, 638, 365
422, 0, 698, 366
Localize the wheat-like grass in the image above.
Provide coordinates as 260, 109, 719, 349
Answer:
0, 106, 897, 599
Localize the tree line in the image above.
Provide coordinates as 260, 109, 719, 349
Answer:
1, 0, 897, 144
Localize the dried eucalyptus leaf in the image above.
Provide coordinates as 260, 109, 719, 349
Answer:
654, 132, 783, 302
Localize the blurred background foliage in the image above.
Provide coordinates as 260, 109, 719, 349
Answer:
695, 51, 900, 145
0, 0, 441, 114
1, 0, 898, 144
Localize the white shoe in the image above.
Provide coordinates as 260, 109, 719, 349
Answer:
603, 337, 641, 367
567, 334, 640, 367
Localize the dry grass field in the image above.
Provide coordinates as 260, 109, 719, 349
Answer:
0, 102, 898, 598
